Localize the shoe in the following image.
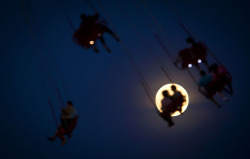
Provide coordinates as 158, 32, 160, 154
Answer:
47, 137, 55, 142
168, 122, 174, 127
93, 48, 100, 53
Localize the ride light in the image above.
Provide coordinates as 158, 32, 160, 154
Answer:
89, 41, 94, 45
155, 83, 189, 117
198, 59, 202, 63
188, 64, 192, 68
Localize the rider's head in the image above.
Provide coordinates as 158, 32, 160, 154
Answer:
171, 85, 177, 92
67, 101, 73, 107
162, 90, 170, 98
186, 37, 195, 44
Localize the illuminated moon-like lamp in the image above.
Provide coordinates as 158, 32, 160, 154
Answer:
198, 59, 202, 63
155, 83, 189, 117
89, 40, 95, 45
188, 64, 192, 68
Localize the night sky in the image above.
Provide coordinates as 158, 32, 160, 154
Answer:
1, 0, 250, 158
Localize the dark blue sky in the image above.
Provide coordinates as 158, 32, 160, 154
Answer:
1, 0, 250, 158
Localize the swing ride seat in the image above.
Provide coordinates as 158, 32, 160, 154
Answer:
57, 116, 79, 137
201, 70, 232, 98
73, 23, 106, 48
65, 115, 79, 134
176, 48, 196, 69
161, 96, 186, 117
214, 72, 232, 91
209, 64, 232, 93
191, 42, 207, 61
203, 81, 220, 98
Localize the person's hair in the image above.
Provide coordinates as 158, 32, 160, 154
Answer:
162, 90, 169, 97
186, 37, 195, 44
171, 85, 177, 91
200, 70, 206, 76
67, 101, 73, 106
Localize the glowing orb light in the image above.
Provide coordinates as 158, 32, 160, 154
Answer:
198, 59, 202, 63
155, 83, 189, 117
90, 41, 94, 45
188, 64, 192, 68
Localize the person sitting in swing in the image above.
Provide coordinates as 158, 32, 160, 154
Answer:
198, 70, 228, 108
47, 101, 78, 146
209, 63, 233, 95
161, 90, 174, 127
170, 85, 185, 114
174, 48, 196, 70
78, 13, 120, 53
187, 37, 209, 70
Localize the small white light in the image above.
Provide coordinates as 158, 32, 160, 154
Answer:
89, 41, 94, 45
198, 59, 202, 63
188, 64, 192, 68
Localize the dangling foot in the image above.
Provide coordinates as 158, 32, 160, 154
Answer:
106, 48, 111, 53
169, 122, 174, 127
114, 34, 120, 42
104, 44, 111, 53
212, 98, 221, 108
47, 137, 56, 142
93, 48, 100, 53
